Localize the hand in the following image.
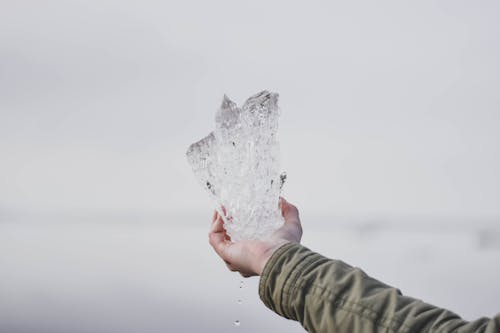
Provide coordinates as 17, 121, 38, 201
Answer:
208, 197, 302, 277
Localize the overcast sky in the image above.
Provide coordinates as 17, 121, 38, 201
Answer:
1, 0, 500, 222
1, 2, 500, 332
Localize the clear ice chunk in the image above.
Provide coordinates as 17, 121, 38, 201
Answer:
186, 91, 285, 241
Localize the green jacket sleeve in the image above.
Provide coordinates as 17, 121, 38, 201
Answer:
259, 242, 500, 333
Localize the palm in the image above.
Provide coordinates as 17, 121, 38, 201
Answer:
209, 198, 302, 277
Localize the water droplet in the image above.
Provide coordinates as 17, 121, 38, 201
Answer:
234, 320, 240, 327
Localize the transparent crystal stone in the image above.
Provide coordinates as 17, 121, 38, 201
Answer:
186, 91, 285, 241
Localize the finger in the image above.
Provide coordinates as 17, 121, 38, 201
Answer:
209, 216, 231, 260
210, 213, 225, 234
212, 210, 218, 223
209, 231, 230, 260
211, 211, 232, 241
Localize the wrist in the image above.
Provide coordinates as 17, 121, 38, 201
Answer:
255, 239, 290, 275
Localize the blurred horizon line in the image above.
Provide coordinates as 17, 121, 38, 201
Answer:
1, 209, 499, 232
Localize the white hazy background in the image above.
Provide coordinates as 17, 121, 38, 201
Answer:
1, 1, 500, 332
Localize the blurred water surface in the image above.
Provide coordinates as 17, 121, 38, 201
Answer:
1, 217, 499, 333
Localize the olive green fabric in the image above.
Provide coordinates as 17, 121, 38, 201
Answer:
259, 242, 500, 333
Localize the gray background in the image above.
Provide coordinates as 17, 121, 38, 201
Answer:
1, 1, 499, 332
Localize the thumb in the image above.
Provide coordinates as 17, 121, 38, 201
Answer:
280, 197, 300, 223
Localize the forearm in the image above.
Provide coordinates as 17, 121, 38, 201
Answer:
259, 243, 500, 333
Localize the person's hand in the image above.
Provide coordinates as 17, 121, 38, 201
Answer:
208, 197, 302, 277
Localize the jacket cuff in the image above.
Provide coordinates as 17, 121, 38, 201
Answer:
258, 242, 316, 320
